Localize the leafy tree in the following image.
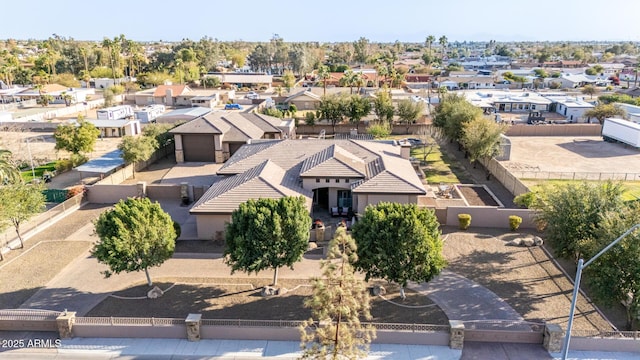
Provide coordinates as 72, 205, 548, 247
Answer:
0, 182, 46, 249
581, 84, 598, 99
224, 196, 312, 285
372, 88, 394, 124
345, 95, 371, 132
396, 98, 424, 132
37, 94, 54, 107
587, 204, 640, 330
282, 69, 296, 93
118, 135, 158, 178
300, 227, 375, 359
92, 197, 177, 286
367, 122, 391, 139
433, 93, 483, 143
530, 181, 625, 261
0, 150, 20, 185
54, 118, 101, 155
202, 76, 221, 88
460, 117, 507, 165
317, 94, 347, 133
352, 202, 446, 298
584, 104, 626, 124
533, 69, 549, 78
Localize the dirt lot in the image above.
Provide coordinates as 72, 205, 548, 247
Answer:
503, 136, 640, 174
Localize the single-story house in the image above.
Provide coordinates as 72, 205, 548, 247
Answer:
546, 96, 594, 122
436, 77, 497, 90
462, 90, 553, 113
155, 107, 212, 124
86, 119, 141, 137
189, 138, 425, 240
206, 73, 273, 89
14, 84, 94, 104
616, 87, 640, 98
133, 85, 192, 106
283, 90, 322, 110
170, 112, 290, 163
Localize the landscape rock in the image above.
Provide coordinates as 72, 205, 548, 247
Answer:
147, 286, 164, 299
533, 236, 544, 246
522, 237, 535, 247
370, 285, 386, 296
506, 238, 523, 246
261, 286, 280, 297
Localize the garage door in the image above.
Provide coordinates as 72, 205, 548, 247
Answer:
183, 135, 215, 162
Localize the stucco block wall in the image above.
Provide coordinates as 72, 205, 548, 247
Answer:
356, 194, 411, 214
196, 214, 232, 240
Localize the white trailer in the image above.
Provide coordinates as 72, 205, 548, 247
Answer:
134, 104, 165, 123
96, 105, 134, 120
602, 118, 640, 148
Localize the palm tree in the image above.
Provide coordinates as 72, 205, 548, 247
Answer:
438, 35, 448, 60
317, 65, 330, 96
0, 150, 20, 185
341, 70, 357, 94
376, 64, 389, 88
425, 35, 436, 55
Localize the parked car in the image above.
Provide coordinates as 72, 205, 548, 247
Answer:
405, 138, 424, 146
224, 104, 243, 110
245, 91, 259, 100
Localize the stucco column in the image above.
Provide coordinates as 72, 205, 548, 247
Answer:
56, 311, 76, 339
449, 320, 464, 350
185, 313, 202, 341
543, 324, 563, 352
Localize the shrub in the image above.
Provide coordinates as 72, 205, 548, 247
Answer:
458, 213, 471, 230
513, 192, 538, 208
305, 111, 316, 125
55, 159, 74, 173
367, 122, 391, 139
66, 185, 85, 199
173, 221, 182, 239
509, 215, 523, 231
70, 154, 88, 167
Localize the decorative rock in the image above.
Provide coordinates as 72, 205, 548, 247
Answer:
308, 242, 318, 251
261, 286, 279, 297
506, 238, 522, 246
533, 236, 544, 246
371, 285, 386, 296
522, 237, 535, 247
147, 286, 164, 299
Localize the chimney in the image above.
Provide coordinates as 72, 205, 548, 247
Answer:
165, 88, 174, 106
399, 140, 411, 160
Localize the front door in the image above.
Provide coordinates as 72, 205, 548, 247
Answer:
337, 190, 352, 209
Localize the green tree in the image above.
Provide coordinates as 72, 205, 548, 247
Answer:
345, 95, 371, 132
54, 118, 101, 155
37, 94, 54, 107
584, 104, 626, 124
587, 204, 640, 330
460, 117, 507, 166
92, 197, 177, 287
300, 227, 375, 359
530, 181, 625, 261
0, 150, 20, 185
367, 122, 391, 139
533, 69, 549, 78
396, 98, 424, 132
317, 65, 330, 96
0, 182, 46, 249
433, 93, 483, 143
282, 69, 296, 93
118, 135, 158, 178
373, 88, 395, 124
581, 84, 598, 99
224, 196, 312, 285
317, 94, 348, 133
340, 70, 358, 94
352, 202, 446, 298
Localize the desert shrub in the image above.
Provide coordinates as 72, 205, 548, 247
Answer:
458, 213, 471, 230
173, 221, 182, 239
305, 111, 316, 125
514, 192, 539, 208
55, 159, 74, 172
367, 122, 391, 139
70, 154, 88, 167
66, 185, 85, 199
509, 215, 523, 231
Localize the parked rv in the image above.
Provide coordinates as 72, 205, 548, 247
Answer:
602, 118, 640, 148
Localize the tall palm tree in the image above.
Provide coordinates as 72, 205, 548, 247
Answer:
341, 70, 357, 94
376, 64, 389, 88
0, 150, 20, 185
425, 35, 436, 55
318, 65, 330, 96
438, 35, 448, 60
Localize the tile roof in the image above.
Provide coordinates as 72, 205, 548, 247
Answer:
351, 153, 426, 194
169, 115, 226, 134
284, 90, 322, 103
169, 112, 282, 140
153, 85, 191, 97
190, 160, 312, 214
299, 144, 366, 178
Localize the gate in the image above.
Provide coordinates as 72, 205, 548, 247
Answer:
43, 189, 68, 203
463, 320, 545, 344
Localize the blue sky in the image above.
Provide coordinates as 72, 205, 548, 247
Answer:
4, 0, 639, 42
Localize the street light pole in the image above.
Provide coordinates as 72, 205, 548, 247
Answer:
25, 137, 35, 180
561, 223, 640, 360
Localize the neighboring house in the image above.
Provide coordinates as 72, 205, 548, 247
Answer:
174, 89, 234, 107
15, 84, 94, 104
546, 96, 594, 122
170, 112, 290, 163
550, 74, 598, 89
189, 138, 424, 240
155, 107, 212, 124
86, 119, 141, 137
283, 90, 322, 110
207, 72, 273, 89
615, 103, 640, 123
587, 63, 625, 76
436, 77, 497, 90
541, 61, 585, 68
462, 90, 553, 113
133, 85, 192, 106
97, 105, 134, 120
134, 104, 165, 123
616, 87, 640, 98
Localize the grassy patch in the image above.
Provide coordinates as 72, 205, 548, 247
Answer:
521, 179, 640, 201
411, 145, 472, 184
20, 161, 57, 183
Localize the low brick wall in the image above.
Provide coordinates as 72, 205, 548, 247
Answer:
444, 206, 536, 229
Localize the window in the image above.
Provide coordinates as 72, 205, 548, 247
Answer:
531, 105, 536, 110
316, 178, 320, 183
335, 179, 339, 183
325, 179, 330, 183
344, 179, 349, 183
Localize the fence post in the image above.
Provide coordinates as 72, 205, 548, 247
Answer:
449, 320, 464, 350
543, 324, 563, 352
185, 313, 201, 341
56, 311, 76, 339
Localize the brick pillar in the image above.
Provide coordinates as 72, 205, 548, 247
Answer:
543, 324, 563, 352
56, 311, 76, 339
449, 320, 464, 350
136, 182, 146, 198
185, 313, 202, 341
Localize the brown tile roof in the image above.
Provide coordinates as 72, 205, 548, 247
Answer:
169, 116, 226, 134
169, 112, 282, 140
284, 90, 322, 103
153, 85, 191, 97
190, 160, 312, 214
41, 84, 69, 93
299, 144, 367, 178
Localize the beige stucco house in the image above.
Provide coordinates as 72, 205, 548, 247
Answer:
283, 90, 322, 111
189, 138, 425, 240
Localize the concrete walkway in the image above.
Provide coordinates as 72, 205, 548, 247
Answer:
409, 270, 523, 322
